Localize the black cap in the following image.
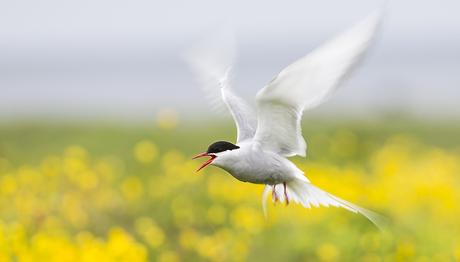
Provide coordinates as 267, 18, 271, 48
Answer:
207, 141, 240, 154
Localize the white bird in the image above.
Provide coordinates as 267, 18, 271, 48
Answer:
188, 11, 385, 229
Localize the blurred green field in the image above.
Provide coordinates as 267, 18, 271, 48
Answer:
1, 117, 460, 261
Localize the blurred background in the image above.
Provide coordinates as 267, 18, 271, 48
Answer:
1, 0, 460, 261
1, 0, 459, 119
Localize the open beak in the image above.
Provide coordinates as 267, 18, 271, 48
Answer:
192, 152, 217, 172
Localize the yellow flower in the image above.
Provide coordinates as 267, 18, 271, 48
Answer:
161, 150, 184, 174
0, 174, 17, 195
196, 236, 219, 260
134, 217, 165, 248
316, 243, 339, 262
106, 227, 148, 261
61, 193, 88, 228
454, 244, 460, 261
40, 156, 61, 177
77, 170, 99, 191
134, 140, 158, 164
395, 242, 416, 261
230, 206, 263, 234
121, 176, 144, 201
179, 229, 199, 250
94, 158, 119, 182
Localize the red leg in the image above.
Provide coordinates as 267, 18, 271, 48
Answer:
283, 182, 289, 205
272, 185, 279, 203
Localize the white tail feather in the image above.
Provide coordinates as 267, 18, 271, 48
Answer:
262, 179, 387, 230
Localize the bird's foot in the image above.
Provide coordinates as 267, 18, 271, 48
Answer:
283, 182, 289, 205
272, 185, 279, 204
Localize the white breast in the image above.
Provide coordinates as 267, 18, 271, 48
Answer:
211, 142, 303, 185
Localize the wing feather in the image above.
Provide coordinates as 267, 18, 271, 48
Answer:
254, 11, 382, 156
186, 30, 257, 142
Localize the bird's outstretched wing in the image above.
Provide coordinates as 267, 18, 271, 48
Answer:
186, 30, 257, 143
253, 11, 382, 157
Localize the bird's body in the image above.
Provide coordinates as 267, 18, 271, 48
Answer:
188, 10, 386, 229
212, 141, 303, 185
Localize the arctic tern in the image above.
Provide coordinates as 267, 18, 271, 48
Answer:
188, 11, 385, 229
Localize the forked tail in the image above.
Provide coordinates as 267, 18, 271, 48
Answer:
262, 179, 386, 230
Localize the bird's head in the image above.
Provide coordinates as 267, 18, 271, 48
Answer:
192, 141, 240, 172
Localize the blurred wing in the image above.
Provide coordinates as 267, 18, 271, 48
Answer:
220, 78, 257, 142
185, 30, 257, 142
254, 11, 382, 157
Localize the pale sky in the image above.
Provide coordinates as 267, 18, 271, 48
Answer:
0, 0, 459, 119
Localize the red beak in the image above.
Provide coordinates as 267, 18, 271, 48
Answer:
192, 152, 217, 172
